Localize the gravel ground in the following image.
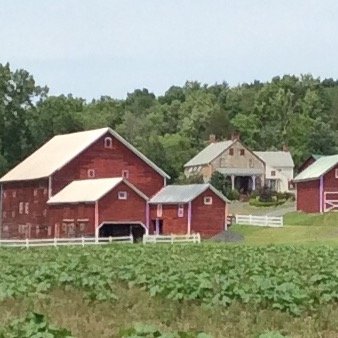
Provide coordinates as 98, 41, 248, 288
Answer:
210, 230, 244, 243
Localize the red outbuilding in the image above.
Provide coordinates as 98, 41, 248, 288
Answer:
297, 154, 323, 174
47, 177, 148, 240
294, 155, 338, 213
148, 184, 229, 237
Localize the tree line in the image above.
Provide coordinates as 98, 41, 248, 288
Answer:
1, 62, 338, 181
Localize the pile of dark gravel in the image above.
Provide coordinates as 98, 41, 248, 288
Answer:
210, 230, 244, 243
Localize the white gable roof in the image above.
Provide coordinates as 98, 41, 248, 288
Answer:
184, 140, 234, 167
149, 184, 229, 204
47, 177, 148, 204
293, 154, 338, 182
254, 151, 294, 168
0, 127, 169, 182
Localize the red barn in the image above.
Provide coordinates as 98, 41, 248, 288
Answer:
294, 155, 338, 213
0, 128, 169, 239
47, 178, 148, 240
148, 184, 229, 237
297, 154, 323, 174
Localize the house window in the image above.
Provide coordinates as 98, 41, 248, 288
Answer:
25, 202, 29, 214
204, 196, 213, 205
178, 204, 184, 217
122, 170, 129, 179
271, 170, 276, 177
240, 149, 245, 156
87, 169, 95, 178
19, 202, 24, 214
229, 148, 234, 156
104, 137, 113, 149
157, 204, 163, 217
118, 191, 127, 200
335, 169, 338, 178
12, 191, 16, 198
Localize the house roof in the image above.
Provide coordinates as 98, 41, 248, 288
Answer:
0, 127, 169, 182
47, 177, 148, 204
184, 140, 234, 167
254, 151, 294, 168
293, 154, 338, 182
149, 184, 229, 204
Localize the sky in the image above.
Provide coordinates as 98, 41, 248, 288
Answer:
1, 0, 338, 100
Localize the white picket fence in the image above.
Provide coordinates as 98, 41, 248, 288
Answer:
0, 236, 133, 248
143, 233, 201, 244
235, 214, 283, 227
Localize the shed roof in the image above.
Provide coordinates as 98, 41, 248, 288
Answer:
0, 127, 169, 182
184, 140, 234, 167
254, 151, 294, 168
293, 154, 338, 182
149, 184, 229, 204
47, 177, 148, 204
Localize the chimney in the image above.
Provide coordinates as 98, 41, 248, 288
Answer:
231, 132, 240, 141
209, 134, 216, 143
282, 144, 289, 152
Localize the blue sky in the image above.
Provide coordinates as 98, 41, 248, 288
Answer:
1, 0, 338, 99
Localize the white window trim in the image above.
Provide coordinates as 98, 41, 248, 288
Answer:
104, 137, 113, 149
178, 204, 184, 217
204, 196, 213, 205
87, 169, 96, 178
25, 202, 29, 215
118, 191, 127, 200
19, 202, 24, 214
122, 170, 129, 179
335, 169, 338, 178
157, 204, 163, 217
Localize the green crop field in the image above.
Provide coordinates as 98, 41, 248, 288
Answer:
2, 244, 338, 337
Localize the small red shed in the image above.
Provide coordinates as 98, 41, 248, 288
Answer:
47, 177, 148, 239
294, 155, 338, 213
148, 184, 229, 237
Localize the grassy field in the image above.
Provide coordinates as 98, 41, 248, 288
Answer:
2, 243, 338, 337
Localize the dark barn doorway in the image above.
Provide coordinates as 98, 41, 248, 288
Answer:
99, 223, 146, 243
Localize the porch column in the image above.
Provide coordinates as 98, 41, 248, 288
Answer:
231, 175, 235, 190
252, 175, 256, 191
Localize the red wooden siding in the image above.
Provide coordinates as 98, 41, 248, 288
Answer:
296, 180, 320, 213
52, 132, 164, 197
149, 204, 188, 235
98, 181, 147, 225
1, 179, 49, 238
191, 189, 226, 237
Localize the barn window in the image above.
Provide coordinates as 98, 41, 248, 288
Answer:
19, 202, 24, 214
118, 191, 127, 200
25, 202, 29, 214
43, 188, 48, 195
122, 170, 129, 179
12, 191, 16, 198
178, 204, 184, 217
87, 169, 96, 178
33, 189, 38, 197
157, 204, 163, 217
78, 222, 87, 233
104, 137, 113, 149
271, 170, 276, 177
204, 196, 213, 205
229, 148, 234, 156
240, 149, 245, 156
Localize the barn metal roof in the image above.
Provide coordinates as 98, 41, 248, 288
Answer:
0, 127, 169, 182
293, 154, 338, 182
254, 151, 294, 168
184, 141, 234, 167
47, 177, 148, 204
149, 184, 229, 204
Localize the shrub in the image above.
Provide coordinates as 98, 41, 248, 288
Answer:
226, 189, 240, 201
249, 198, 287, 207
258, 186, 274, 202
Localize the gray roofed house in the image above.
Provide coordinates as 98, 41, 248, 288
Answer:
254, 151, 294, 168
149, 184, 229, 204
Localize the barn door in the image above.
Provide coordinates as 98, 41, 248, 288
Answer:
324, 192, 338, 212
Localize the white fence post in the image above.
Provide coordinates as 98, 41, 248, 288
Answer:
265, 215, 268, 226
25, 238, 29, 249
54, 237, 57, 248
249, 214, 252, 225
81, 236, 85, 247
171, 234, 174, 244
